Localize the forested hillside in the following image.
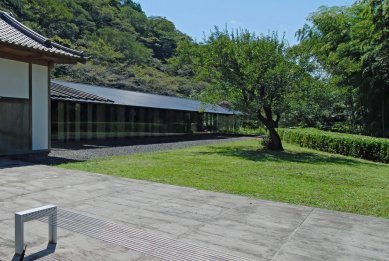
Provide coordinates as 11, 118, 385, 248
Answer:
0, 0, 204, 97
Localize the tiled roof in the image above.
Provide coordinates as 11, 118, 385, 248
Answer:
0, 11, 85, 60
51, 82, 114, 104
51, 81, 237, 115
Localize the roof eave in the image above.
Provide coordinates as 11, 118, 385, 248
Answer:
0, 41, 86, 65
0, 11, 86, 64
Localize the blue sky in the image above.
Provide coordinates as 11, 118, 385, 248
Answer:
135, 0, 354, 45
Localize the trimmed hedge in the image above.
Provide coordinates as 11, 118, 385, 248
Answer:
278, 128, 389, 163
234, 127, 267, 136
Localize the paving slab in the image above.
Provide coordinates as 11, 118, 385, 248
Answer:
0, 159, 388, 260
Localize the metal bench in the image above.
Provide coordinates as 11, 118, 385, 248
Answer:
15, 205, 57, 255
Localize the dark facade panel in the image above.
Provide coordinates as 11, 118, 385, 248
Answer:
0, 98, 30, 155
51, 101, 236, 142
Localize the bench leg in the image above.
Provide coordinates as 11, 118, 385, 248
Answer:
15, 214, 24, 255
49, 207, 57, 244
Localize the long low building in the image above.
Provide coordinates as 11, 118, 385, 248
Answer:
50, 81, 239, 141
0, 11, 238, 156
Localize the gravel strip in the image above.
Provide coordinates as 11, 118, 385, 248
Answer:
16, 135, 255, 165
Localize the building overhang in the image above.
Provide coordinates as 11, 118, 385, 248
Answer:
0, 11, 86, 66
0, 42, 85, 66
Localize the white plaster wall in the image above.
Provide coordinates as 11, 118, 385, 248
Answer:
0, 58, 29, 99
32, 64, 49, 151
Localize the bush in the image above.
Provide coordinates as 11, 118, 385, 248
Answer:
278, 128, 389, 163
261, 135, 273, 149
234, 127, 267, 136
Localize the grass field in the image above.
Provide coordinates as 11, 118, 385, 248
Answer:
59, 139, 389, 218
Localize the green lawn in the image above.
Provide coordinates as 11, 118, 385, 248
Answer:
59, 139, 389, 218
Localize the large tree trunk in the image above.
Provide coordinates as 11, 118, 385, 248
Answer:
267, 126, 284, 151
258, 108, 284, 151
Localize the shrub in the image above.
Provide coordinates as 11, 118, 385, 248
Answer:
261, 135, 273, 150
235, 127, 267, 136
278, 128, 389, 163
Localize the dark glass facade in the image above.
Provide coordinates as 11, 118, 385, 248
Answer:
0, 98, 30, 154
51, 101, 236, 141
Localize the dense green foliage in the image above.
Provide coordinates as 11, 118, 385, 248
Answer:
230, 127, 267, 136
196, 30, 302, 150
279, 128, 389, 163
60, 140, 389, 218
297, 0, 389, 137
172, 29, 339, 150
0, 0, 202, 96
282, 45, 346, 130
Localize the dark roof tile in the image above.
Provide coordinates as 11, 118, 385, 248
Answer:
51, 82, 114, 104
51, 81, 236, 115
0, 11, 84, 60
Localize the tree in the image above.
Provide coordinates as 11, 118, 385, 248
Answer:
297, 0, 389, 137
282, 43, 346, 130
360, 0, 389, 137
142, 16, 189, 61
196, 30, 303, 151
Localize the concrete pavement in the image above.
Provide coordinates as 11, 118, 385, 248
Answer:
0, 159, 388, 260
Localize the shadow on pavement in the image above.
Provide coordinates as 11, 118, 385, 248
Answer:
12, 243, 56, 261
5, 134, 252, 166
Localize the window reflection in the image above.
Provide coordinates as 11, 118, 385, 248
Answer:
51, 101, 236, 141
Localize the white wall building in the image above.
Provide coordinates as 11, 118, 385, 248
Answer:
0, 11, 84, 156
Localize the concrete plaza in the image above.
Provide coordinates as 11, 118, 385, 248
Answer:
0, 159, 388, 260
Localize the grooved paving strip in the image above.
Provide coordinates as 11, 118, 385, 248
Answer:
40, 209, 253, 261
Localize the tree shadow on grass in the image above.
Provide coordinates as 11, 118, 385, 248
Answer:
200, 145, 369, 166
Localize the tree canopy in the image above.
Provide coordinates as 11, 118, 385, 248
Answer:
297, 0, 389, 137
174, 29, 322, 150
